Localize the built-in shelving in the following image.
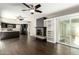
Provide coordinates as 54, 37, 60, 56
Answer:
44, 18, 57, 43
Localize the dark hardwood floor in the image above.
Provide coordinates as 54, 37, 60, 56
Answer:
0, 35, 79, 55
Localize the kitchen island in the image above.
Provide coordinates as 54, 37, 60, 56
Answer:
0, 31, 20, 40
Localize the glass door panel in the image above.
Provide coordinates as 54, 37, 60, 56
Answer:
71, 19, 79, 47
59, 16, 79, 48
59, 20, 71, 44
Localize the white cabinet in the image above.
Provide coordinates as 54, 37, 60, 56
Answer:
45, 18, 57, 43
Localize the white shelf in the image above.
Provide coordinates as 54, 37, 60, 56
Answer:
45, 18, 57, 43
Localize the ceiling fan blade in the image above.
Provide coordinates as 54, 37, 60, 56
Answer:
35, 10, 42, 13
30, 4, 33, 8
22, 3, 30, 8
35, 4, 41, 9
22, 9, 31, 11
22, 10, 27, 11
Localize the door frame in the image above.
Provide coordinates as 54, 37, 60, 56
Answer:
57, 14, 79, 49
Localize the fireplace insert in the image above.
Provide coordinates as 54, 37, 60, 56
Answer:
36, 27, 46, 36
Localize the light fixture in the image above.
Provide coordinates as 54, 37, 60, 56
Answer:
17, 16, 24, 21
30, 9, 35, 14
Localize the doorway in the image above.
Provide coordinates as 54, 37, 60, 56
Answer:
20, 24, 28, 35
59, 16, 79, 48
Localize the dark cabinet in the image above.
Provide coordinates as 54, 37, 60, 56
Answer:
1, 22, 16, 28
0, 31, 19, 40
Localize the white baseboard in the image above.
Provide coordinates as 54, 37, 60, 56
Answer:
35, 35, 46, 39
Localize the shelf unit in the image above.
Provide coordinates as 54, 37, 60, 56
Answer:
44, 18, 57, 43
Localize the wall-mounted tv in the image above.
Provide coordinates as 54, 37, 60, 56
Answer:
1, 22, 16, 28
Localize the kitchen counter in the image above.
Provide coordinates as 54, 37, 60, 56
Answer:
0, 31, 20, 40
0, 30, 20, 32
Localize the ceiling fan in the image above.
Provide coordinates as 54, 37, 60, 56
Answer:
17, 16, 24, 21
22, 3, 42, 14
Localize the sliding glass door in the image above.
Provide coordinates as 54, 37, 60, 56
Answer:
59, 19, 71, 45
71, 19, 79, 47
59, 16, 79, 48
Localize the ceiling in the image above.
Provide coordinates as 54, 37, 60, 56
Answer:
0, 3, 78, 19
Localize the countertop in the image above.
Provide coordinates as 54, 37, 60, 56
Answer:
0, 30, 20, 32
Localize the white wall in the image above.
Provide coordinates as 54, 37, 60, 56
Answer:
46, 5, 79, 19
13, 25, 20, 31
28, 17, 36, 36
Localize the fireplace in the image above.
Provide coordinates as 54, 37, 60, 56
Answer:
36, 27, 46, 36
